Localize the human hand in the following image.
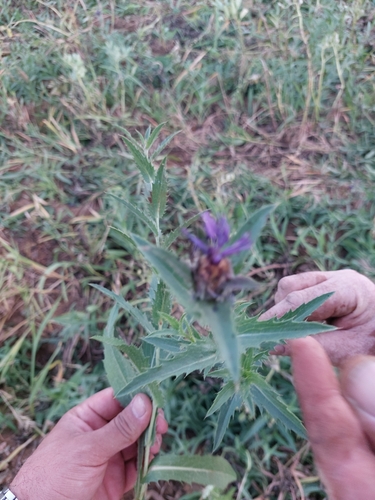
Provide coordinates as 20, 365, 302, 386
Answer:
10, 389, 168, 500
259, 270, 375, 365
291, 337, 375, 500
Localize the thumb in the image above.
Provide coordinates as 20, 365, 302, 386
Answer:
92, 393, 152, 460
341, 356, 375, 450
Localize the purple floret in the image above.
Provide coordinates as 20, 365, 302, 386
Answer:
185, 213, 252, 264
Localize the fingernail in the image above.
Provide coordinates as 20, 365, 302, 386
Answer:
131, 395, 147, 418
346, 359, 375, 416
272, 344, 286, 355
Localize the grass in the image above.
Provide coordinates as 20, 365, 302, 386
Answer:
1, 0, 375, 497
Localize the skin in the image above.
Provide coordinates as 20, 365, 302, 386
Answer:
259, 270, 375, 365
291, 337, 375, 500
10, 389, 168, 500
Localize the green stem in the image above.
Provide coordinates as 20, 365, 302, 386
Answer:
134, 402, 158, 500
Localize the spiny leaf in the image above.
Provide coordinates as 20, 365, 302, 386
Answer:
278, 292, 334, 321
237, 317, 335, 351
199, 300, 240, 384
143, 336, 188, 352
150, 130, 181, 161
150, 157, 168, 223
231, 204, 275, 245
108, 194, 158, 235
122, 136, 155, 183
163, 213, 202, 249
115, 342, 218, 399
146, 122, 166, 150
103, 304, 137, 407
151, 279, 171, 328
91, 284, 154, 334
100, 305, 163, 407
250, 373, 306, 438
230, 205, 275, 269
131, 234, 196, 310
145, 455, 236, 490
206, 381, 236, 417
109, 226, 135, 249
158, 312, 181, 330
144, 125, 152, 141
91, 335, 129, 349
213, 393, 242, 451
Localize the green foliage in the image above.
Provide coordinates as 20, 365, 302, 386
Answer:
2, 1, 375, 496
93, 125, 337, 498
145, 455, 236, 490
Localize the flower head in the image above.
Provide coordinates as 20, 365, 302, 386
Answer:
185, 213, 252, 264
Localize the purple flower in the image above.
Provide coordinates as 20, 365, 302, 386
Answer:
185, 213, 252, 264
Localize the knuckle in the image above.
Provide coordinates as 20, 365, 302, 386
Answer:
113, 413, 137, 441
284, 291, 302, 310
277, 277, 291, 295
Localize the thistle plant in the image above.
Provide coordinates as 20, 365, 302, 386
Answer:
93, 125, 335, 499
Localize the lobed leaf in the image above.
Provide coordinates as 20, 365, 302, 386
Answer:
278, 292, 334, 321
249, 373, 306, 438
238, 317, 335, 351
115, 341, 218, 399
213, 393, 242, 451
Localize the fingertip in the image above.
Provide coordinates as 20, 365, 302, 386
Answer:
130, 394, 152, 420
150, 434, 162, 455
156, 409, 168, 434
290, 336, 319, 357
269, 344, 287, 356
340, 356, 375, 414
123, 459, 138, 493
